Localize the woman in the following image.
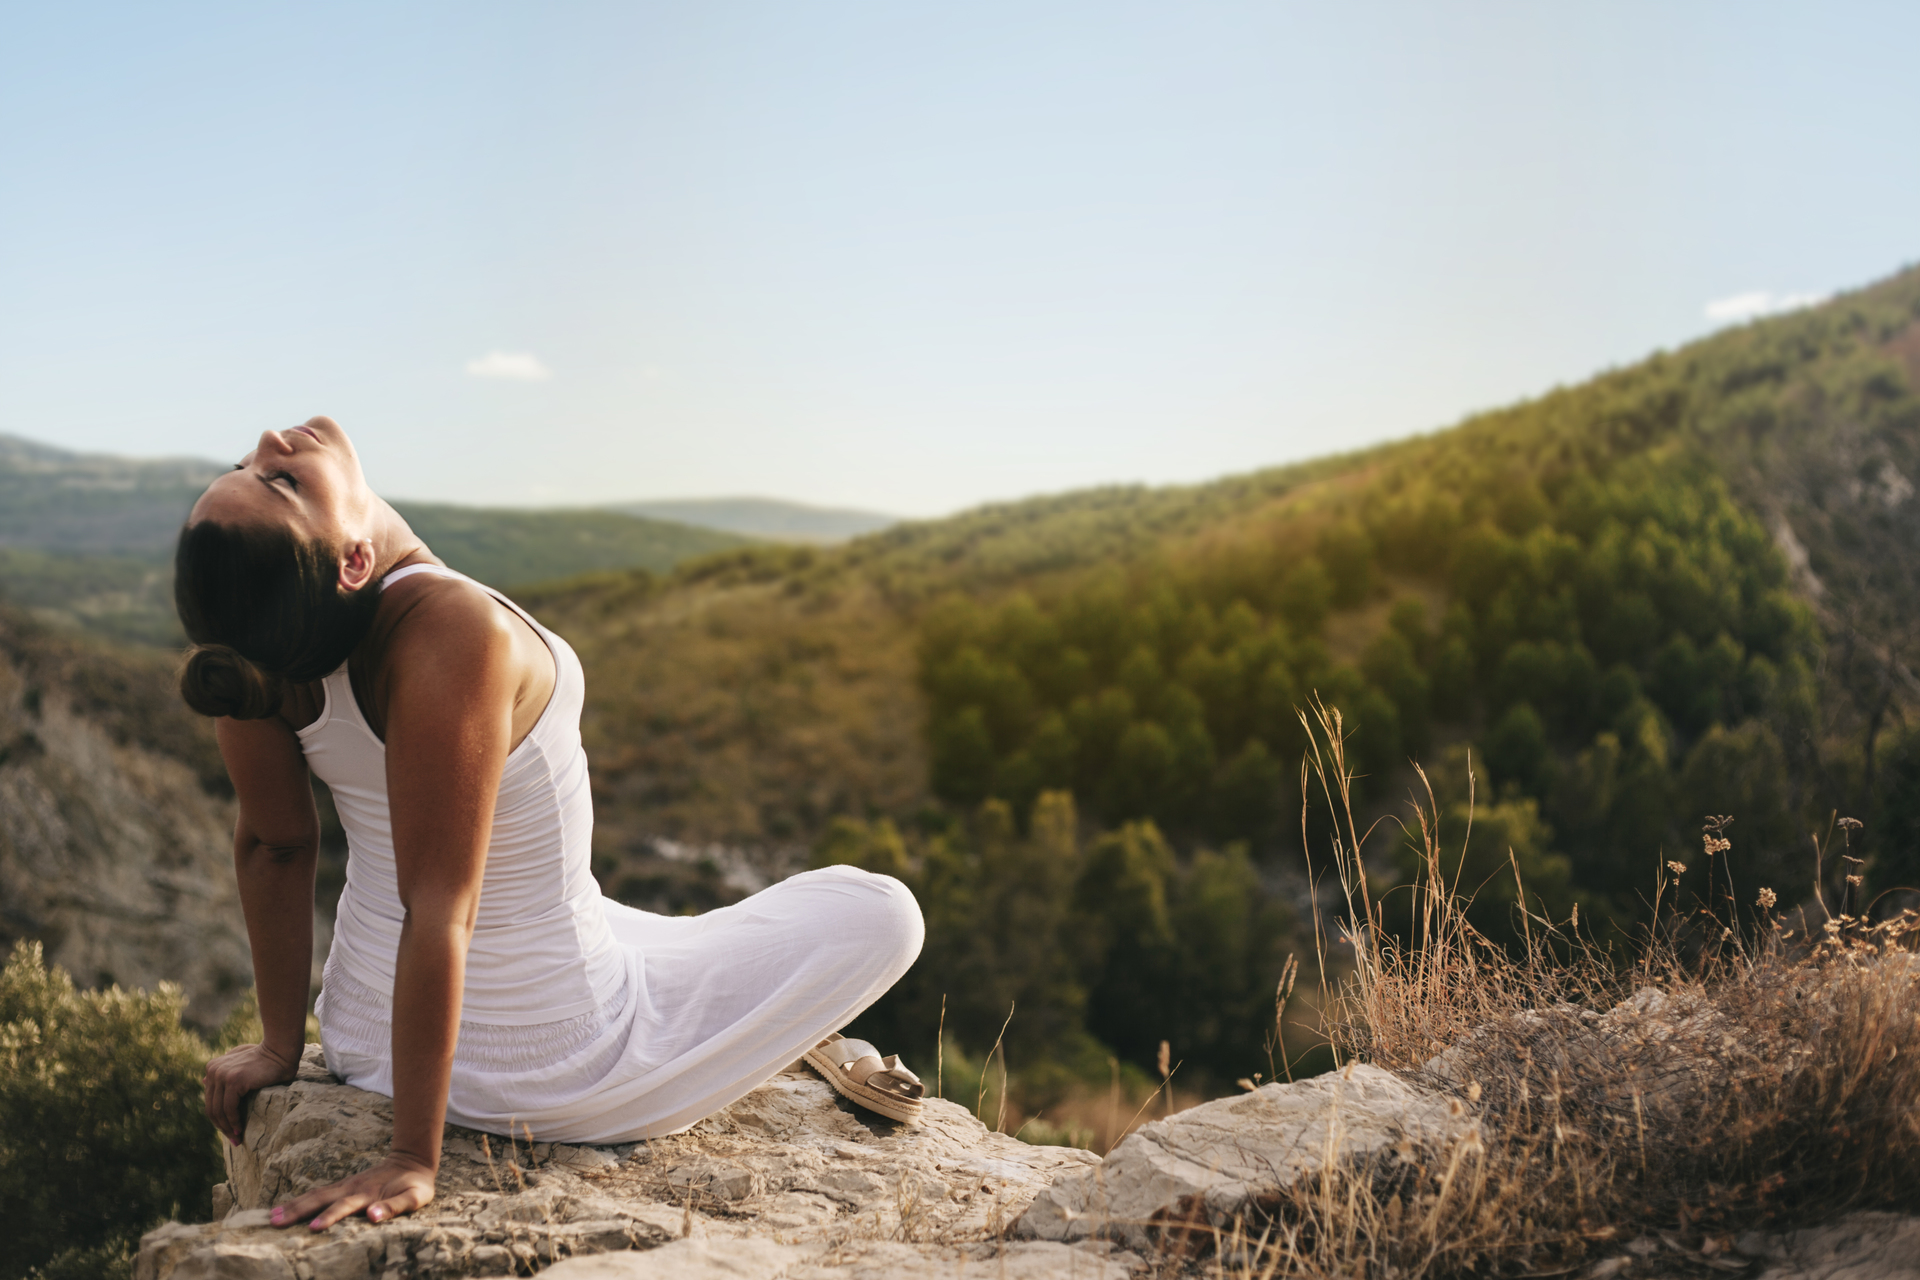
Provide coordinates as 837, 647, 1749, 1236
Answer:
183, 417, 925, 1231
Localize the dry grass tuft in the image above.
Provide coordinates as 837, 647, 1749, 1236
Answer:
1196, 700, 1920, 1279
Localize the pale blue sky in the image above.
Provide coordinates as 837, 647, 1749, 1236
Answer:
1, 2, 1914, 516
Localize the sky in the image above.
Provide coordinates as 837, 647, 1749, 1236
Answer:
2, 3, 1916, 518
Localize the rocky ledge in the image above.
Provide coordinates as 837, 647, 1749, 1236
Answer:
139, 1043, 1919, 1279
139, 1046, 1129, 1280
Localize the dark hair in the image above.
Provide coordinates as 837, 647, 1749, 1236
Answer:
174, 521, 382, 719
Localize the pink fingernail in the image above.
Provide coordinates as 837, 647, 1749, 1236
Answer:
270, 1209, 284, 1224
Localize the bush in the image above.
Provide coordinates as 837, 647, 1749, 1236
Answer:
0, 942, 219, 1280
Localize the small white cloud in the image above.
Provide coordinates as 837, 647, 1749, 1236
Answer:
1704, 290, 1826, 324
465, 351, 552, 380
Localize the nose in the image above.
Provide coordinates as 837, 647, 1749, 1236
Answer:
256, 427, 294, 456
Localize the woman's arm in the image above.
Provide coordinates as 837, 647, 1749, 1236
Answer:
277, 586, 522, 1230
203, 716, 319, 1144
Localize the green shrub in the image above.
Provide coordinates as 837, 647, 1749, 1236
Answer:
0, 942, 219, 1280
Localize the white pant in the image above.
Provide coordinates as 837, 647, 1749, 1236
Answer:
318, 864, 924, 1142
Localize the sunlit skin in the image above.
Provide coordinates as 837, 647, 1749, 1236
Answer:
194, 416, 555, 1229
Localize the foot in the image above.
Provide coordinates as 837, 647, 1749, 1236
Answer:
804, 1033, 926, 1124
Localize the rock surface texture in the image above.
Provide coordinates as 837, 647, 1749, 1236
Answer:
1014, 1062, 1473, 1250
139, 1047, 1126, 1280
139, 1042, 1920, 1279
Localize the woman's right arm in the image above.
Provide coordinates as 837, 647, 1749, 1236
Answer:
202, 714, 319, 1145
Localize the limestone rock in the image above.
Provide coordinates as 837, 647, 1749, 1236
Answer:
1750, 1213, 1920, 1280
543, 1239, 807, 1278
540, 1239, 1143, 1280
781, 1241, 1143, 1280
142, 1045, 1102, 1280
1014, 1062, 1472, 1250
1570, 1212, 1920, 1279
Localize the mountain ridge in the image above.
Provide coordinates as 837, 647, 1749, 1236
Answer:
0, 434, 755, 643
608, 496, 897, 542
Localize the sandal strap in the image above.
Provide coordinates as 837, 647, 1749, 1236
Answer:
823, 1038, 926, 1099
859, 1054, 925, 1098
849, 1059, 924, 1099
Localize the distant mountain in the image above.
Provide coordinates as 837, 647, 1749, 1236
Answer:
0, 434, 222, 555
394, 502, 750, 590
0, 433, 754, 644
608, 496, 897, 543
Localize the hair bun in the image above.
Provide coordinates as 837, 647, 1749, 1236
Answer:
179, 644, 285, 720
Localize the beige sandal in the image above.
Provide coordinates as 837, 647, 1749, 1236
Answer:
804, 1033, 926, 1124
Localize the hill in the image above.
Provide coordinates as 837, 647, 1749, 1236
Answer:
0, 604, 248, 1031
389, 502, 751, 591
607, 496, 898, 542
516, 263, 1920, 1082
0, 434, 753, 644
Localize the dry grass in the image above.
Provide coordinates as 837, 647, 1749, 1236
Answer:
1009, 1077, 1214, 1156
1185, 700, 1920, 1279
933, 1030, 1211, 1156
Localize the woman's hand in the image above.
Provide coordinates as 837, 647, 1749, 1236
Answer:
203, 1042, 301, 1145
269, 1154, 437, 1229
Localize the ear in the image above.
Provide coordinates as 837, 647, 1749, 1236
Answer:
338, 537, 378, 593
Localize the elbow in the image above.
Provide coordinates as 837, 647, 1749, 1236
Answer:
236, 834, 318, 871
263, 841, 316, 867
402, 895, 481, 946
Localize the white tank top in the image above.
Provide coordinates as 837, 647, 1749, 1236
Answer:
301, 563, 623, 1025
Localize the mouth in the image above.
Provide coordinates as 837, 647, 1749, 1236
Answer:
289, 424, 321, 442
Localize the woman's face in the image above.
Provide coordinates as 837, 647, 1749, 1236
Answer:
190, 416, 374, 548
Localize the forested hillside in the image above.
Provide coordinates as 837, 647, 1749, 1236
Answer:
525, 264, 1920, 1090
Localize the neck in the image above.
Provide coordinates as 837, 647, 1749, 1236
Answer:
368, 496, 437, 576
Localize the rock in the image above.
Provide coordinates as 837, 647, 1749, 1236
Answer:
788, 1242, 1142, 1279
142, 1045, 1102, 1279
1748, 1212, 1920, 1280
141, 1040, 1919, 1278
541, 1239, 1144, 1280
544, 1239, 807, 1278
1571, 1212, 1920, 1280
1014, 1062, 1473, 1250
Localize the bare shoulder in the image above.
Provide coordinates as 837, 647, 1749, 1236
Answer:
379, 573, 520, 672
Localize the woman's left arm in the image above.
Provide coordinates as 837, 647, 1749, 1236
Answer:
275, 590, 520, 1230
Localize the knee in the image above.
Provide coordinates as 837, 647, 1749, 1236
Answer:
810, 864, 924, 969
867, 872, 925, 968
